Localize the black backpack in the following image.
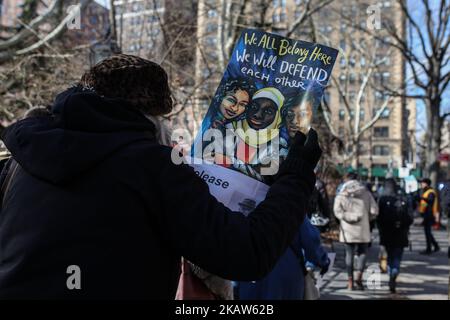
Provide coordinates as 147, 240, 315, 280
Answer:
380, 194, 412, 229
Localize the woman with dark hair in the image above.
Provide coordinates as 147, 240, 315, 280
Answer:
198, 79, 256, 167
210, 79, 256, 131
377, 178, 413, 293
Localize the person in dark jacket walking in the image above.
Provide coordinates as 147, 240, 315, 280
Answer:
377, 178, 413, 293
0, 54, 321, 299
237, 218, 329, 300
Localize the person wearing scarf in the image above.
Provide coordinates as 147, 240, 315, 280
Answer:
232, 87, 287, 181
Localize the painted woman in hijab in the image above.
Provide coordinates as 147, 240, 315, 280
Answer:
232, 87, 288, 182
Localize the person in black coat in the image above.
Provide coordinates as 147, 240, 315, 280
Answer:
377, 178, 413, 293
0, 54, 321, 299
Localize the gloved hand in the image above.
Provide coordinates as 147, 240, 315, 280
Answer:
320, 257, 331, 276
276, 129, 322, 192
287, 128, 322, 170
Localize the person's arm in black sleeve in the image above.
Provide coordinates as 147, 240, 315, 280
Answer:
155, 130, 321, 281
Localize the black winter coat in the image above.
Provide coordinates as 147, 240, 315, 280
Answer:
377, 194, 413, 248
0, 87, 314, 299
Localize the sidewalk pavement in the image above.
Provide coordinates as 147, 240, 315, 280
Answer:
320, 218, 449, 300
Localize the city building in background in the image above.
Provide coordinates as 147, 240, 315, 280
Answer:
272, 0, 415, 180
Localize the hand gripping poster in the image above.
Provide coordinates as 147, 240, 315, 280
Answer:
188, 29, 338, 212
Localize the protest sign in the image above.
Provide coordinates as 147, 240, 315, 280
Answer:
189, 28, 338, 213
404, 175, 419, 194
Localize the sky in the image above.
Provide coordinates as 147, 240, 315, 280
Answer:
406, 0, 450, 136
94, 0, 110, 8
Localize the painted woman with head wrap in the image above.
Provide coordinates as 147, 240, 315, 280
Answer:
232, 87, 288, 181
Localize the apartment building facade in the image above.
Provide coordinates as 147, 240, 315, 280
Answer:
269, 0, 415, 178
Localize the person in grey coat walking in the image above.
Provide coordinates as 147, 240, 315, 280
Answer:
334, 173, 378, 290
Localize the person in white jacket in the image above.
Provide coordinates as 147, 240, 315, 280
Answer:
334, 173, 379, 290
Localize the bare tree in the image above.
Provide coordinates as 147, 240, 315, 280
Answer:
0, 0, 93, 63
343, 0, 450, 185
321, 31, 401, 168
0, 0, 105, 134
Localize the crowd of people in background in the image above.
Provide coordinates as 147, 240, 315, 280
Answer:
226, 169, 448, 299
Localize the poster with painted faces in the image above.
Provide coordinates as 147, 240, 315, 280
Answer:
192, 29, 338, 183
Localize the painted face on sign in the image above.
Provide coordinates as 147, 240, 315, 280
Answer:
246, 98, 278, 130
285, 100, 313, 138
219, 89, 250, 120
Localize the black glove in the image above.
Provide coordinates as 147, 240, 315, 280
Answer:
320, 257, 331, 276
276, 128, 322, 192
287, 128, 322, 170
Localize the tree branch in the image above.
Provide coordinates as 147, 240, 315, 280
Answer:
0, 0, 62, 51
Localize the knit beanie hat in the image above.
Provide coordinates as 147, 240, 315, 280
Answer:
79, 54, 172, 116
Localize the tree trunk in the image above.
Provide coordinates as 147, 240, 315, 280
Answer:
109, 0, 117, 42
351, 138, 360, 171
425, 98, 442, 187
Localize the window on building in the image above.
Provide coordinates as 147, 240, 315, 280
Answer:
147, 15, 158, 23
360, 110, 365, 121
382, 72, 391, 83
374, 127, 389, 137
374, 90, 384, 101
338, 127, 345, 137
206, 37, 217, 46
273, 13, 280, 23
89, 16, 98, 25
349, 57, 356, 67
339, 109, 345, 121
348, 91, 356, 101
359, 143, 368, 155
349, 73, 356, 84
373, 145, 390, 156
206, 22, 216, 33
373, 107, 390, 118
340, 39, 346, 50
360, 56, 366, 67
207, 9, 217, 18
